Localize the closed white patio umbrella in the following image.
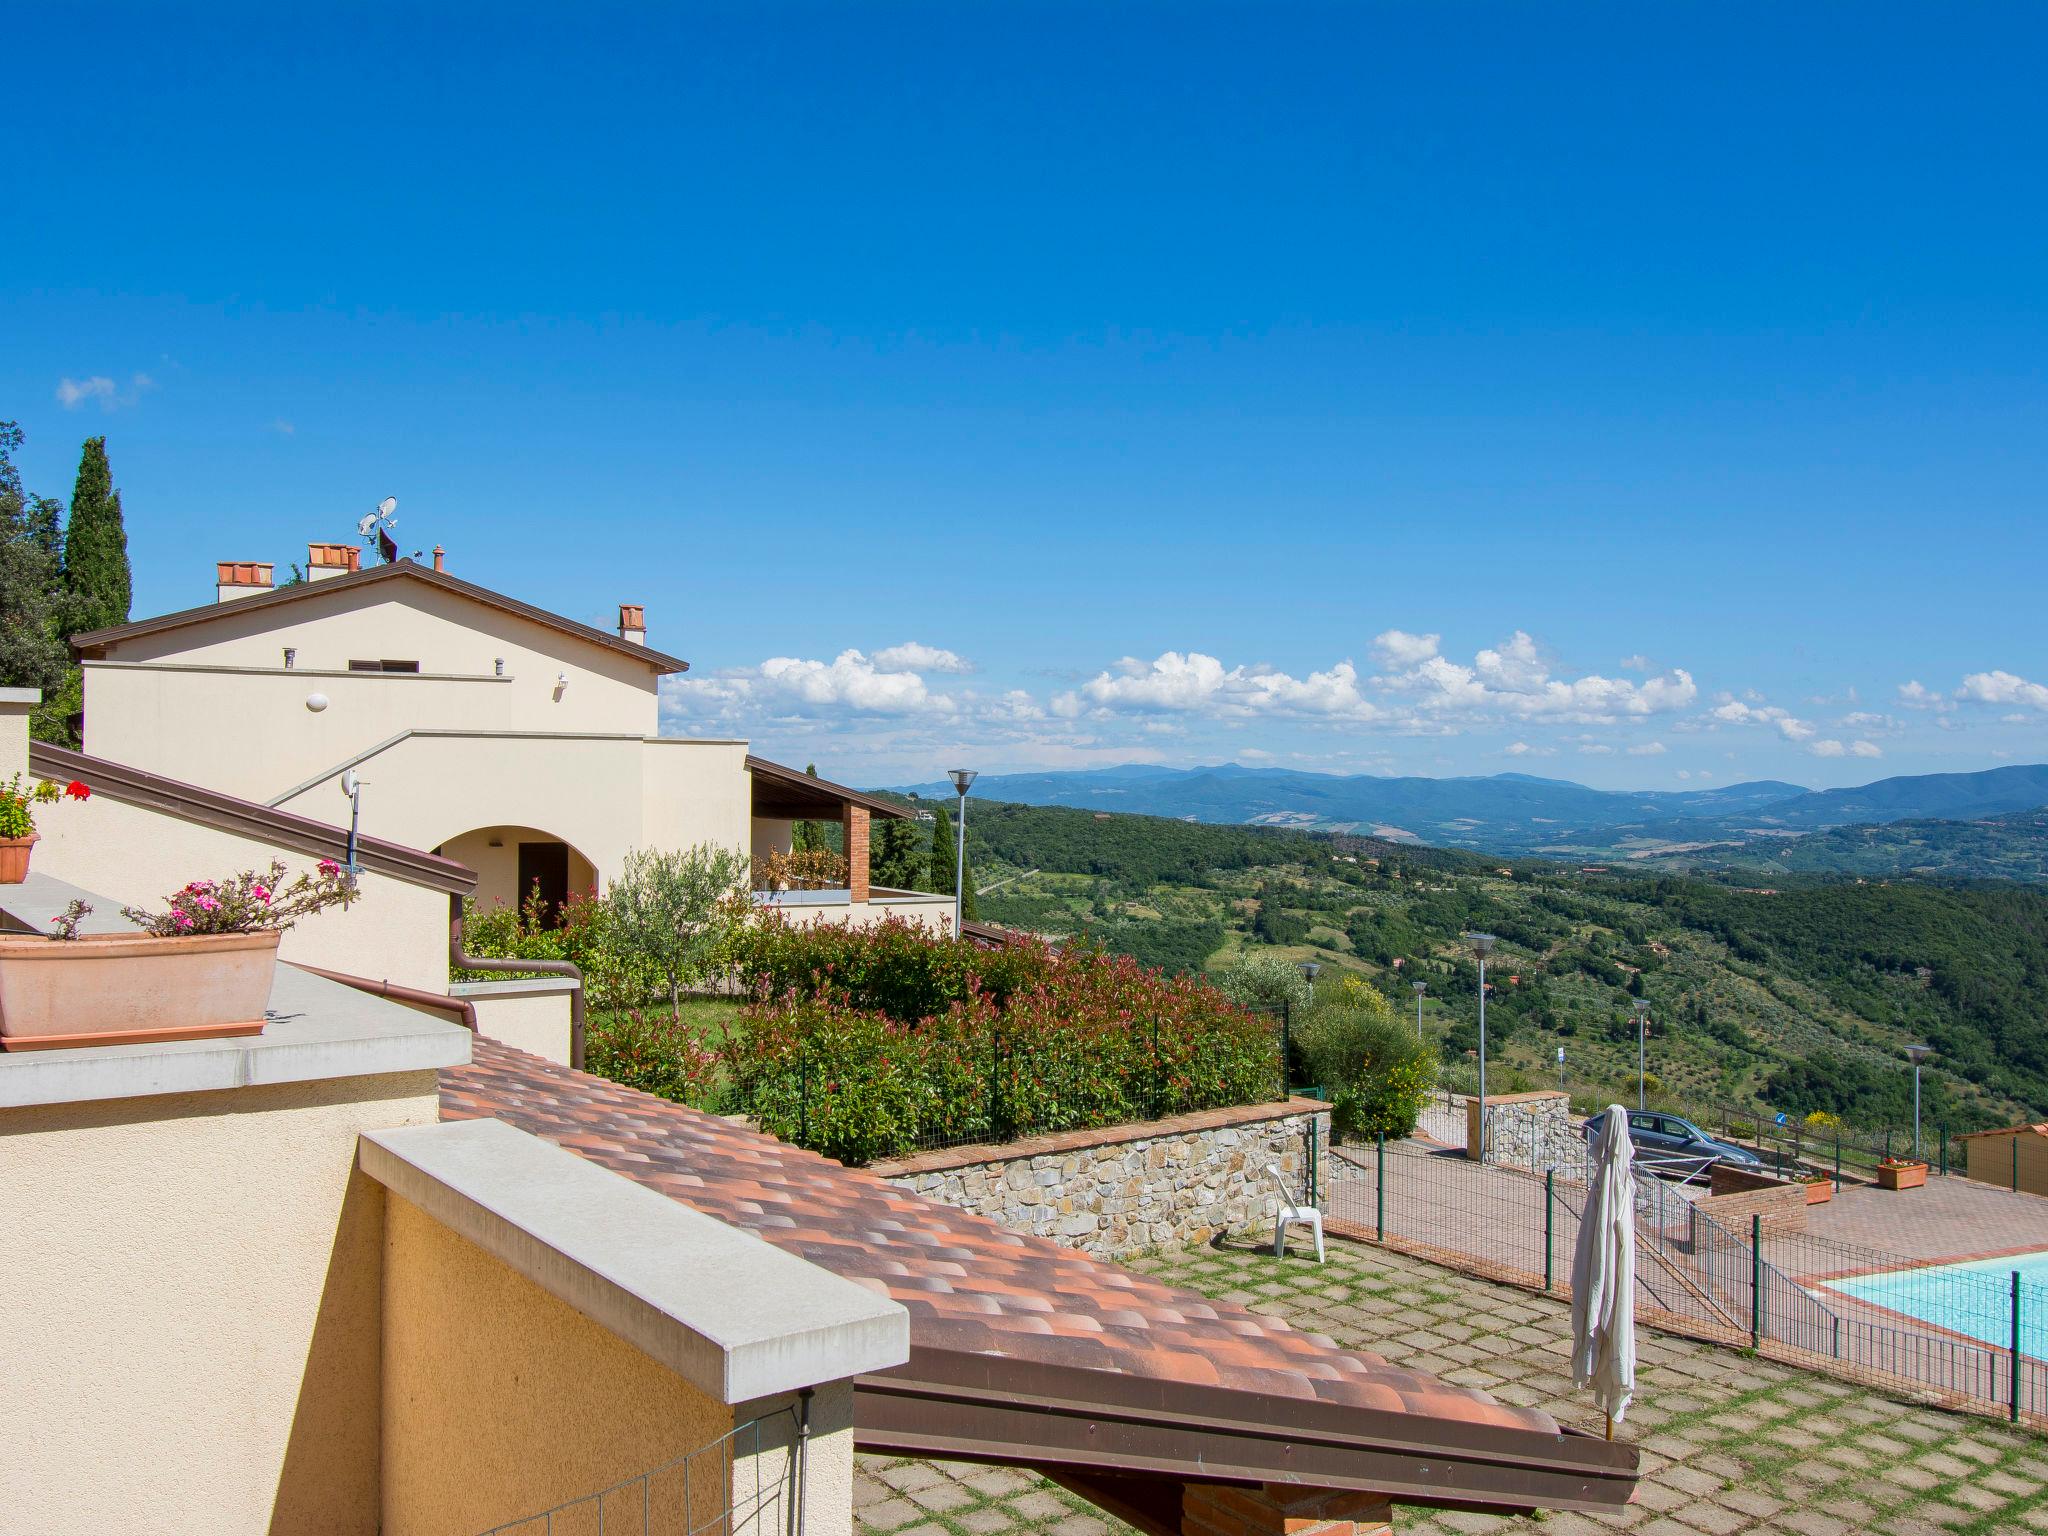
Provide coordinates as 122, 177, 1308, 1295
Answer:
1570, 1103, 1637, 1438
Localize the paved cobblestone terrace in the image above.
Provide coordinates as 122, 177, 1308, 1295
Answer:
856, 1236, 2048, 1536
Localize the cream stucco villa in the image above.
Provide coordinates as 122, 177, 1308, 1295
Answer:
68, 543, 951, 933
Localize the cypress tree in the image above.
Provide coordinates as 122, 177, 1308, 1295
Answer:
63, 436, 131, 634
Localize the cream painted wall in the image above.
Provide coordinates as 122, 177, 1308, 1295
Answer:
0, 691, 31, 780
457, 983, 576, 1065
29, 791, 451, 990
382, 1194, 738, 1536
83, 578, 668, 800
757, 890, 954, 935
751, 816, 795, 859
0, 1070, 441, 1535
272, 734, 753, 893
441, 825, 599, 913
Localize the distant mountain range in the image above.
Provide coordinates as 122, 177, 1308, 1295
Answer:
896, 762, 2048, 873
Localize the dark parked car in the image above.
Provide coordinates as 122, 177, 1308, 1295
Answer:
1582, 1110, 1762, 1173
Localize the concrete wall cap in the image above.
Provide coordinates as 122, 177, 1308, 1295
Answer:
0, 687, 40, 705
358, 1117, 910, 1402
449, 978, 582, 999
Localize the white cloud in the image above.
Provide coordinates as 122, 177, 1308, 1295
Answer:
57, 376, 116, 408
1959, 670, 2048, 712
1505, 740, 1557, 757
1897, 681, 1955, 713
1809, 739, 1846, 758
1070, 651, 1382, 721
1577, 743, 1614, 755
1851, 740, 1883, 758
1371, 630, 1442, 669
271, 418, 296, 436
1627, 741, 1667, 756
1709, 700, 1815, 741
872, 642, 973, 675
1371, 629, 1697, 723
1841, 711, 1897, 731
1618, 654, 1650, 672
56, 372, 154, 411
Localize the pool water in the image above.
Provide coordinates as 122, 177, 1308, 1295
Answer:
1822, 1250, 2048, 1356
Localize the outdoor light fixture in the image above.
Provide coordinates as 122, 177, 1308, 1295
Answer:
339, 769, 363, 875
494, 657, 505, 677
1412, 979, 1427, 1038
1905, 1044, 1934, 1159
1299, 960, 1321, 1004
305, 692, 329, 713
947, 769, 977, 940
283, 647, 296, 670
1465, 933, 1497, 1159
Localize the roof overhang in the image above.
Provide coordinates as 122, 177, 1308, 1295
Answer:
854, 1348, 1638, 1520
69, 558, 689, 676
747, 755, 912, 822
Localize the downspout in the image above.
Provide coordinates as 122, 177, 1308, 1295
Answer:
447, 894, 587, 1070
287, 962, 479, 1033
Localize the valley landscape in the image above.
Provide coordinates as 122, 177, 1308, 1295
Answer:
896, 762, 2048, 1140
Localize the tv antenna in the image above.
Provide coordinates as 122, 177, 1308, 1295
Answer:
357, 496, 400, 563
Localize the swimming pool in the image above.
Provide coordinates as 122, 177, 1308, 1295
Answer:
1822, 1250, 2048, 1357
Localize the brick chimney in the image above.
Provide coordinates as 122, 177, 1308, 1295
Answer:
617, 604, 646, 645
216, 562, 274, 604
307, 542, 361, 581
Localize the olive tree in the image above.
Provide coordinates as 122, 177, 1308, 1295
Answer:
607, 843, 753, 1013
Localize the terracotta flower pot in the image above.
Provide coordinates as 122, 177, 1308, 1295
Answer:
0, 929, 281, 1051
1877, 1161, 1929, 1191
0, 833, 37, 884
1805, 1179, 1834, 1205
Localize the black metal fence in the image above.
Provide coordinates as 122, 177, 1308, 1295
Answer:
1323, 1133, 2048, 1424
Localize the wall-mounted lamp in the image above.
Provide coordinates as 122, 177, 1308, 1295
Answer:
305, 692, 329, 713
283, 647, 296, 670
494, 658, 506, 677
486, 836, 504, 848
553, 671, 569, 702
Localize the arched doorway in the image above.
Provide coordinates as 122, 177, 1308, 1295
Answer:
438, 824, 600, 926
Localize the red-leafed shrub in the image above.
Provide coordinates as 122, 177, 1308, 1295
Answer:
724, 918, 1278, 1164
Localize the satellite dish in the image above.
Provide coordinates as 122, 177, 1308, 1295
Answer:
378, 496, 397, 517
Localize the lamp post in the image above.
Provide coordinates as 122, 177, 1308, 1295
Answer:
1413, 979, 1428, 1039
1632, 999, 1652, 1110
947, 768, 976, 940
1299, 961, 1321, 1006
1905, 1044, 1933, 1160
1466, 932, 1496, 1160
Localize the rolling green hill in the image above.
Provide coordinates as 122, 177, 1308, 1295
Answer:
963, 799, 2048, 1135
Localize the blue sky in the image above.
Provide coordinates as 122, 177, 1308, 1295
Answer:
7, 3, 2045, 788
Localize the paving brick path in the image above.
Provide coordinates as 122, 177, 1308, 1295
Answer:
1795, 1176, 2048, 1267
857, 1235, 2048, 1536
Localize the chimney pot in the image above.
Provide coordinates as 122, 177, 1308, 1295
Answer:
307, 542, 361, 580
432, 545, 446, 573
618, 604, 647, 644
216, 561, 275, 603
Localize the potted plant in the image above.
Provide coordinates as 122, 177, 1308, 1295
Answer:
0, 859, 357, 1051
1877, 1155, 1929, 1191
0, 774, 88, 884
1805, 1174, 1835, 1205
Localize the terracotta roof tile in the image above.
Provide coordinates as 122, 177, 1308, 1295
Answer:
441, 1038, 1559, 1439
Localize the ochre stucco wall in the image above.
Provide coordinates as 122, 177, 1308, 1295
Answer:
0, 1070, 441, 1535
382, 1195, 736, 1535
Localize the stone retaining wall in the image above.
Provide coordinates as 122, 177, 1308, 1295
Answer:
870, 1098, 1330, 1261
1457, 1090, 1578, 1171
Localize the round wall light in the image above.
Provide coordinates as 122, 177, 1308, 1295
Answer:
306, 692, 330, 713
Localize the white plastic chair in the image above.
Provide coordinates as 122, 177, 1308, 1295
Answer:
1264, 1162, 1324, 1263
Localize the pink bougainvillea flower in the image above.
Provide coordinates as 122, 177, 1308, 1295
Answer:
252, 884, 271, 903
318, 859, 339, 877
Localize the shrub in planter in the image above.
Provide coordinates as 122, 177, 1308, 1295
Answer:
0, 774, 88, 883
0, 858, 356, 1050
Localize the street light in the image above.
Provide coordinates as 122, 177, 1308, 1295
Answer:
1412, 979, 1428, 1039
1632, 999, 1652, 1110
1298, 960, 1321, 1005
947, 768, 977, 940
1905, 1044, 1933, 1160
1466, 932, 1496, 1161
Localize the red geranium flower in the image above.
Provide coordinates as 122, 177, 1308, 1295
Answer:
65, 780, 90, 800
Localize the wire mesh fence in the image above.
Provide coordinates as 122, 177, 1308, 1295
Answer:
474, 1402, 806, 1536
1323, 1132, 2048, 1423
